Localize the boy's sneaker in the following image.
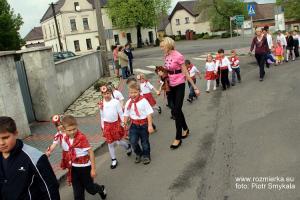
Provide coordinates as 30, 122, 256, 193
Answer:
126, 144, 132, 156
158, 106, 162, 114
135, 155, 142, 163
142, 157, 151, 165
98, 185, 107, 199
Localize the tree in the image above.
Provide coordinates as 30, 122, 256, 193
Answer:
277, 0, 300, 20
197, 0, 246, 31
0, 0, 23, 50
106, 0, 170, 48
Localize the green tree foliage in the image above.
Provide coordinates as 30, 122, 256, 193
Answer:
0, 0, 23, 50
106, 0, 170, 47
277, 0, 300, 20
197, 0, 246, 31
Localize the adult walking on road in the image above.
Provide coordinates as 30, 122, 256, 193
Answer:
250, 28, 269, 81
124, 43, 134, 76
160, 37, 200, 149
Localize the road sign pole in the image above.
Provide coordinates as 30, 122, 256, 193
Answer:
230, 17, 233, 50
251, 16, 253, 35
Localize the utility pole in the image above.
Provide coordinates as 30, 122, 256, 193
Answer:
50, 3, 63, 52
94, 0, 110, 77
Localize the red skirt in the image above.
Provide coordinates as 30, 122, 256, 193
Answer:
103, 120, 125, 143
143, 93, 156, 106
205, 71, 217, 80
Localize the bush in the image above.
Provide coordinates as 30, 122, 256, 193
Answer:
221, 32, 231, 38
180, 35, 186, 40
174, 35, 181, 41
192, 34, 198, 40
196, 33, 205, 38
202, 34, 212, 39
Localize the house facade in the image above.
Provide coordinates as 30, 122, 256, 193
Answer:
40, 0, 156, 53
158, 1, 211, 37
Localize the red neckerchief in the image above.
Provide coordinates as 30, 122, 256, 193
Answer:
187, 64, 193, 72
127, 95, 144, 117
64, 130, 90, 185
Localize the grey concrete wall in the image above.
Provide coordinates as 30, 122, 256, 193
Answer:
0, 52, 31, 138
55, 51, 103, 110
19, 47, 64, 121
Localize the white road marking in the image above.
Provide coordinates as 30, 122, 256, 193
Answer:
145, 65, 156, 69
134, 68, 154, 74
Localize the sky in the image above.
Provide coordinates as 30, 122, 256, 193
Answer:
7, 0, 275, 38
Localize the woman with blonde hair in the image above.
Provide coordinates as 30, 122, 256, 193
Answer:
160, 37, 200, 149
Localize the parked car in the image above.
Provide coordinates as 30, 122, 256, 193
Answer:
53, 51, 77, 62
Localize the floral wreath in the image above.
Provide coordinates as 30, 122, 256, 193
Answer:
52, 114, 63, 124
100, 85, 108, 93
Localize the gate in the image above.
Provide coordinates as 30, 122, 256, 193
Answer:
15, 60, 35, 123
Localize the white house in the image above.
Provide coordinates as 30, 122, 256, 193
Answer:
40, 0, 156, 53
158, 1, 211, 36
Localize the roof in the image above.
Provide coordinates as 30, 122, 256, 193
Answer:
24, 27, 44, 41
40, 0, 107, 23
252, 3, 275, 21
158, 15, 170, 31
169, 1, 200, 21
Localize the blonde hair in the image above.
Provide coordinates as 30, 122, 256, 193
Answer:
128, 82, 140, 91
137, 73, 146, 80
62, 115, 77, 127
161, 37, 175, 52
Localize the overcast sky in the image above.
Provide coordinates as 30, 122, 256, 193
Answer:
7, 0, 275, 38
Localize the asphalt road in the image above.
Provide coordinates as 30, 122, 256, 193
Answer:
59, 38, 300, 200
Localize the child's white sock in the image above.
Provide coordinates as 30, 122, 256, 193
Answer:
206, 80, 211, 91
108, 142, 116, 160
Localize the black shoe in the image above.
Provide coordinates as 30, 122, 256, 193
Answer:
158, 106, 162, 114
98, 185, 107, 199
231, 83, 235, 86
142, 157, 151, 165
170, 115, 175, 120
222, 88, 226, 91
135, 155, 142, 163
170, 140, 182, 149
110, 159, 118, 169
259, 78, 263, 81
126, 144, 132, 156
187, 98, 193, 103
181, 129, 190, 139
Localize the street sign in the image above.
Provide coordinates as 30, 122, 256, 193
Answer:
247, 4, 256, 16
235, 15, 244, 26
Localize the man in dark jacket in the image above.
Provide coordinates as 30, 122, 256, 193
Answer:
0, 116, 60, 200
124, 43, 134, 76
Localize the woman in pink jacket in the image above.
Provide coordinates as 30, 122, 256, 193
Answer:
160, 37, 200, 149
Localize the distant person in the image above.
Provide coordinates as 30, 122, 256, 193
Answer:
230, 50, 242, 86
276, 30, 287, 61
215, 48, 232, 90
263, 26, 273, 68
286, 31, 295, 61
204, 54, 218, 93
112, 45, 121, 77
274, 41, 284, 65
293, 30, 299, 57
185, 59, 201, 102
0, 116, 60, 200
250, 27, 269, 81
124, 43, 134, 76
118, 46, 130, 79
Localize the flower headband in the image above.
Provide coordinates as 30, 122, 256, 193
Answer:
100, 85, 108, 93
52, 114, 63, 124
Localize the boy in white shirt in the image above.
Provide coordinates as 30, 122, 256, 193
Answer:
215, 49, 232, 91
123, 83, 154, 165
185, 60, 201, 102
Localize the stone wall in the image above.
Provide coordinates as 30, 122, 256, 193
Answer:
55, 51, 103, 110
0, 52, 31, 138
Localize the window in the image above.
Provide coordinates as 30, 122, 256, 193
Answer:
86, 38, 92, 50
83, 18, 89, 30
74, 40, 80, 51
126, 33, 132, 43
177, 31, 181, 36
74, 2, 80, 11
176, 19, 180, 25
53, 24, 56, 36
43, 26, 47, 39
70, 19, 77, 31
114, 34, 120, 45
49, 25, 52, 37
185, 17, 190, 24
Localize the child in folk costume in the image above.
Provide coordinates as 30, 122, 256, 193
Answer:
205, 54, 218, 93
107, 81, 125, 108
215, 49, 232, 91
155, 66, 174, 120
137, 73, 162, 114
123, 83, 154, 165
274, 41, 284, 65
98, 85, 132, 169
215, 52, 222, 88
45, 114, 65, 157
230, 50, 242, 86
185, 60, 201, 102
60, 115, 107, 200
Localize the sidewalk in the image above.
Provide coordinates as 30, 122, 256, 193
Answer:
23, 69, 126, 182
